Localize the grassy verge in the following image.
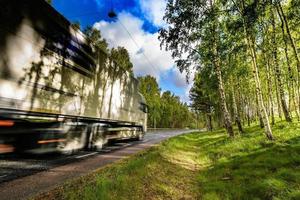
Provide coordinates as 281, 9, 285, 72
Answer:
36, 121, 300, 200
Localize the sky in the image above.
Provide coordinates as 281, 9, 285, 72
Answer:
52, 0, 194, 102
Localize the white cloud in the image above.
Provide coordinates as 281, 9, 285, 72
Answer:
139, 0, 167, 27
183, 81, 193, 103
93, 12, 174, 79
171, 68, 188, 88
171, 67, 195, 103
93, 11, 194, 103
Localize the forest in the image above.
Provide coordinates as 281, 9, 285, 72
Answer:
138, 75, 196, 128
159, 0, 300, 140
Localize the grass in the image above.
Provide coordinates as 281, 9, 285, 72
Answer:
35, 121, 300, 200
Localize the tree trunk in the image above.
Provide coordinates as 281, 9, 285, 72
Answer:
206, 112, 213, 131
266, 60, 275, 125
245, 96, 251, 126
273, 67, 282, 119
231, 80, 244, 133
277, 2, 300, 115
271, 10, 292, 122
276, 2, 300, 73
278, 12, 299, 120
237, 80, 246, 126
256, 96, 264, 128
261, 27, 275, 125
297, 74, 300, 117
215, 62, 234, 136
210, 0, 234, 137
276, 3, 300, 121
245, 32, 273, 139
232, 0, 273, 139
294, 86, 300, 121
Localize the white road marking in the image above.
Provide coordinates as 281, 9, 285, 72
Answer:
0, 175, 7, 178
120, 144, 131, 148
76, 152, 98, 159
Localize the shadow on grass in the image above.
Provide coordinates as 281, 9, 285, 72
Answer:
158, 123, 300, 200
166, 131, 227, 149
197, 135, 300, 200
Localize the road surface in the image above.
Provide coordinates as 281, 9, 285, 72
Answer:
0, 129, 196, 200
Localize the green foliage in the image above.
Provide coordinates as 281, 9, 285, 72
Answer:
83, 27, 134, 75
190, 71, 218, 112
161, 0, 300, 136
138, 75, 197, 128
110, 47, 133, 74
84, 27, 109, 54
138, 75, 161, 128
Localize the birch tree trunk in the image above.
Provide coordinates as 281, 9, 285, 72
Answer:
276, 2, 300, 73
246, 96, 251, 126
206, 112, 213, 131
261, 28, 275, 125
255, 92, 264, 128
244, 30, 273, 139
278, 12, 299, 120
215, 60, 234, 136
231, 0, 273, 139
273, 67, 282, 119
231, 79, 244, 133
271, 10, 292, 122
276, 2, 300, 121
266, 60, 275, 125
210, 0, 234, 137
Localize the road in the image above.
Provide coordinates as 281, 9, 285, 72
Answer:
0, 129, 195, 200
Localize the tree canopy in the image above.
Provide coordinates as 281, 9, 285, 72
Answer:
138, 75, 197, 129
160, 0, 300, 140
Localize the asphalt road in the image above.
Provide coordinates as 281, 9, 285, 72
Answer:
0, 129, 195, 200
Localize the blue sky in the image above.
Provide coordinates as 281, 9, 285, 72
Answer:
52, 0, 158, 33
52, 0, 192, 102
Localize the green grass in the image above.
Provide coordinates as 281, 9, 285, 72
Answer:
36, 121, 300, 200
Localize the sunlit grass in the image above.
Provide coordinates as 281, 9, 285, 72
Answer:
36, 121, 300, 200
195, 121, 300, 200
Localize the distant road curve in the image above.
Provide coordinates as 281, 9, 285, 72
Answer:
0, 129, 197, 200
